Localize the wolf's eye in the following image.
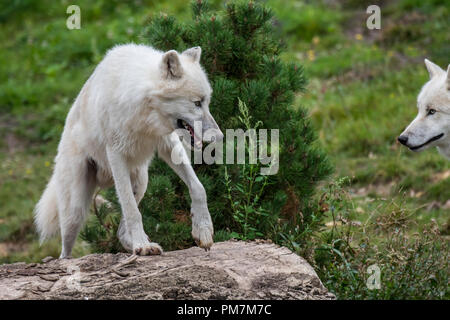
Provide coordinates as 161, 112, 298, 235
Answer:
427, 108, 436, 115
194, 101, 202, 107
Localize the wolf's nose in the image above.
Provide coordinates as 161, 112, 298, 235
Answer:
397, 135, 408, 145
216, 130, 224, 142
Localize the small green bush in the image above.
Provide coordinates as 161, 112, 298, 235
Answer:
314, 179, 449, 300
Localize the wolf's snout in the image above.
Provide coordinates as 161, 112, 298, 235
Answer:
214, 130, 224, 142
397, 135, 408, 146
203, 128, 224, 143
202, 112, 223, 143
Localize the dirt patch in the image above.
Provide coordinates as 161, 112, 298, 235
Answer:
0, 114, 27, 154
0, 242, 28, 258
432, 170, 450, 183
350, 181, 396, 198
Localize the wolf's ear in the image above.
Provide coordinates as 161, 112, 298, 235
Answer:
161, 50, 183, 79
182, 46, 201, 63
424, 59, 444, 79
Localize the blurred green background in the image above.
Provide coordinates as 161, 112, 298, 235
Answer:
0, 0, 448, 299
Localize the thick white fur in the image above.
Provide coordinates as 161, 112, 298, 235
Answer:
34, 44, 222, 258
399, 59, 450, 158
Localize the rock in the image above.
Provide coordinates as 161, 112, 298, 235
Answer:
0, 240, 334, 300
42, 256, 55, 263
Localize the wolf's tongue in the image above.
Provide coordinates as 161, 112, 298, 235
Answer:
190, 127, 202, 148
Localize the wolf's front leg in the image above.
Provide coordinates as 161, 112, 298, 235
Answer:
158, 134, 214, 250
106, 147, 162, 255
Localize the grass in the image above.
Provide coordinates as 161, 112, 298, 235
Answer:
0, 0, 448, 299
271, 0, 449, 298
290, 1, 450, 225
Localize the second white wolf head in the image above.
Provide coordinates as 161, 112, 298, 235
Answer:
398, 59, 450, 158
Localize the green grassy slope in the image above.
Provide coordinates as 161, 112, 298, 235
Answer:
270, 0, 449, 229
0, 0, 448, 299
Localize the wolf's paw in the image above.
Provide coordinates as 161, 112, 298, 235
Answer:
133, 242, 163, 256
192, 221, 214, 251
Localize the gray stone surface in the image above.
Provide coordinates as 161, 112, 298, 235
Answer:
0, 240, 335, 300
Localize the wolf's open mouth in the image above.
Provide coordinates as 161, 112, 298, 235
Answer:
177, 119, 195, 147
409, 133, 444, 150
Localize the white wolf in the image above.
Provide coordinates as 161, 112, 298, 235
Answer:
398, 59, 450, 158
34, 44, 223, 258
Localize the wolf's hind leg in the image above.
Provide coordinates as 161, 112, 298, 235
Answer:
117, 165, 148, 252
107, 147, 162, 255
56, 157, 97, 259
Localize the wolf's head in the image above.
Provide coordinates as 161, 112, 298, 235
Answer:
398, 59, 450, 156
153, 47, 223, 148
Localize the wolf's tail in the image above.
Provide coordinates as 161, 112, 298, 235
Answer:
34, 175, 60, 243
